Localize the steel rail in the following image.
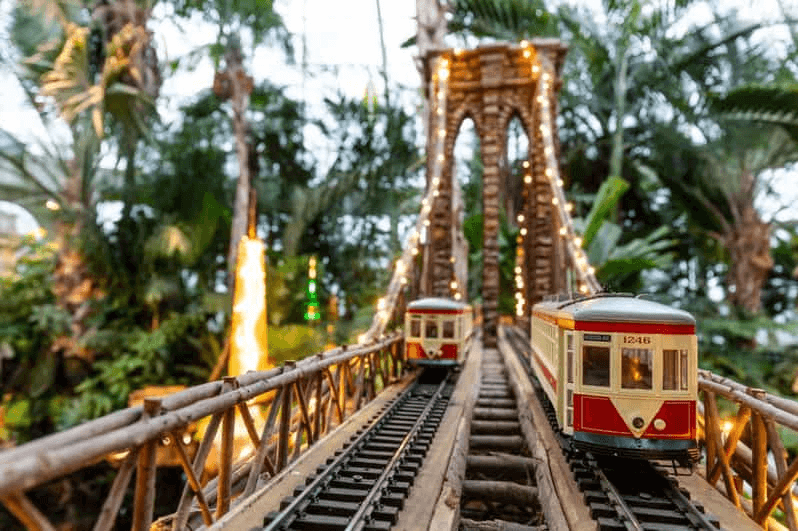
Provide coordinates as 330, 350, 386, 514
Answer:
586, 453, 643, 531
659, 472, 722, 531
262, 378, 430, 530
344, 378, 448, 531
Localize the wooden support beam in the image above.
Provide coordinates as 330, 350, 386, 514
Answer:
764, 420, 798, 530
217, 379, 236, 518
709, 405, 751, 485
169, 431, 213, 527
93, 448, 138, 531
705, 391, 741, 507
462, 479, 539, 506
242, 387, 282, 498
751, 394, 769, 522
131, 399, 160, 531
459, 518, 544, 531
172, 408, 224, 530
466, 454, 538, 481
278, 382, 293, 470
1, 493, 58, 531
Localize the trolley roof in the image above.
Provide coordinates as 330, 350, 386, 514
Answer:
535, 295, 695, 325
407, 297, 470, 312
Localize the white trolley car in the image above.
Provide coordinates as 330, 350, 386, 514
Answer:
531, 294, 699, 462
405, 297, 473, 366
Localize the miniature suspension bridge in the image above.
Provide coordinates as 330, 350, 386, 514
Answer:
3, 41, 798, 531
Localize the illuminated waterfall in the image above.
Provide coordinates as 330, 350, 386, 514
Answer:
230, 236, 270, 375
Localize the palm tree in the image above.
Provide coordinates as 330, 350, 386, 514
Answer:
656, 126, 798, 313
5, 0, 161, 361
171, 0, 291, 285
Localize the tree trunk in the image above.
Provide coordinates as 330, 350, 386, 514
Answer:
216, 46, 255, 287
51, 164, 100, 366
721, 204, 773, 314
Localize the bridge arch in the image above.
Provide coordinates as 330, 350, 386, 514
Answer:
421, 42, 569, 346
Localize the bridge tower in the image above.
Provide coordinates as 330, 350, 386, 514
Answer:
420, 41, 570, 347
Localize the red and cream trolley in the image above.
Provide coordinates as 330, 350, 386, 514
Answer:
531, 294, 698, 461
405, 297, 473, 366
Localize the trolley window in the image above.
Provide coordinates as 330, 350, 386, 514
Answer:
425, 320, 438, 338
583, 346, 610, 387
680, 349, 689, 391
622, 348, 653, 390
410, 318, 421, 338
663, 349, 689, 391
442, 320, 455, 339
566, 334, 574, 384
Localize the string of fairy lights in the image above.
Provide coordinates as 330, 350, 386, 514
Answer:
362, 44, 600, 341
512, 44, 602, 316
361, 55, 455, 342
532, 52, 601, 297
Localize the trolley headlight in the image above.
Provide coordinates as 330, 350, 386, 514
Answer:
653, 419, 666, 431
632, 416, 645, 429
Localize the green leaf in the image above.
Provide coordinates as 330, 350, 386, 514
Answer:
581, 175, 630, 246
28, 350, 57, 398
586, 222, 622, 265
709, 84, 798, 142
5, 399, 31, 429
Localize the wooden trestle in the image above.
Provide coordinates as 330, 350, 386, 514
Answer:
4, 38, 798, 531
0, 336, 405, 530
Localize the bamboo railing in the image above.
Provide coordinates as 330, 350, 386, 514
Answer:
0, 333, 405, 531
699, 370, 798, 530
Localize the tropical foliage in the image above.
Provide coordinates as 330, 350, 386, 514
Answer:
1, 0, 798, 526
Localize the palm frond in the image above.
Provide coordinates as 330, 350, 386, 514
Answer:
449, 0, 557, 40
710, 84, 798, 141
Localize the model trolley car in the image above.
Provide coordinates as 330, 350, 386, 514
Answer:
405, 297, 473, 366
530, 294, 698, 462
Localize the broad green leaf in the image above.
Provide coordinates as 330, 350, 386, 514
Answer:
587, 222, 622, 265
28, 350, 57, 397
581, 175, 629, 246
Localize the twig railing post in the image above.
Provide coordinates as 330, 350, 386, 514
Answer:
93, 448, 138, 531
217, 377, 237, 518
242, 388, 280, 498
278, 374, 293, 471
314, 370, 323, 440
703, 388, 741, 507
764, 419, 798, 530
749, 388, 768, 522
707, 405, 750, 486
131, 398, 160, 531
172, 406, 225, 529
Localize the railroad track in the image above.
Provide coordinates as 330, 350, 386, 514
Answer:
572, 454, 721, 531
503, 326, 722, 531
459, 347, 545, 531
258, 369, 454, 531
